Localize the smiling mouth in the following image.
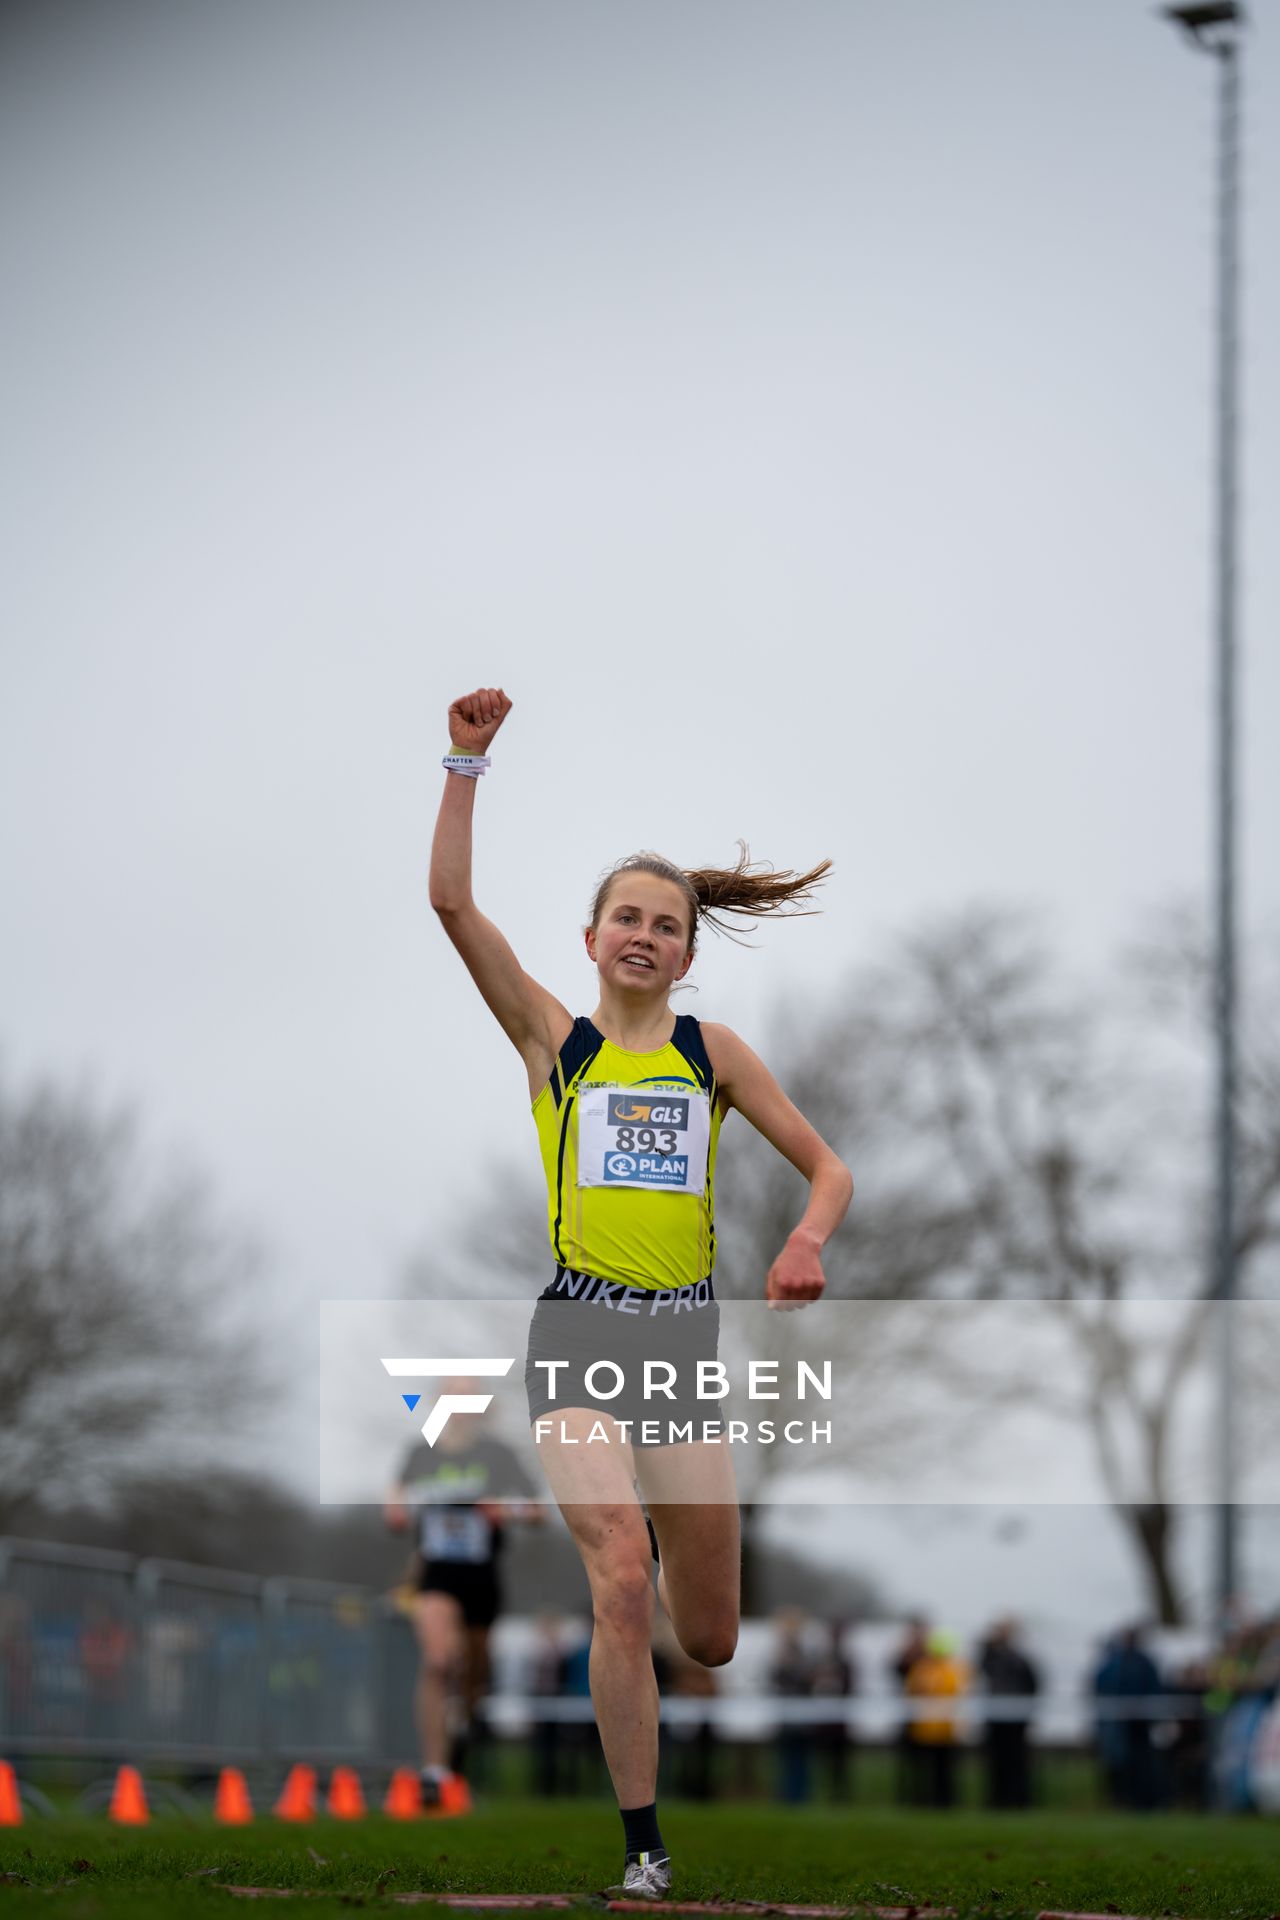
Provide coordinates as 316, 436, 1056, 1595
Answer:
620, 955, 655, 971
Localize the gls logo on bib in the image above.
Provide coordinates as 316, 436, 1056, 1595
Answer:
608, 1095, 690, 1130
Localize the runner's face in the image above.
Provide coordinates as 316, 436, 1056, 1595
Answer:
588, 874, 693, 992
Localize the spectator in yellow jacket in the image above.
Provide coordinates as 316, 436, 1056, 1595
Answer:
904, 1630, 969, 1808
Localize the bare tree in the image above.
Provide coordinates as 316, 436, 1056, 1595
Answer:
710, 1015, 983, 1508
777, 906, 1280, 1624
0, 1064, 274, 1530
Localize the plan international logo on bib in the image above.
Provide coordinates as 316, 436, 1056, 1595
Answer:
604, 1149, 690, 1186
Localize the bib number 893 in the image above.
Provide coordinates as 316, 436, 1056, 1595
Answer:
615, 1125, 678, 1154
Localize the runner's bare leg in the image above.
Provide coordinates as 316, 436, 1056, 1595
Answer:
411, 1591, 465, 1771
640, 1441, 740, 1668
535, 1410, 658, 1807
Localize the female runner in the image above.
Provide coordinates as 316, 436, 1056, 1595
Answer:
430, 686, 853, 1897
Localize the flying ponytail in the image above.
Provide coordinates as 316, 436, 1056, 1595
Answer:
589, 844, 831, 955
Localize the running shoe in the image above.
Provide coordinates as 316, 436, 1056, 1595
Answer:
608, 1852, 672, 1900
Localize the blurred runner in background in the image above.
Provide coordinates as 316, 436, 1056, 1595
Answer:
386, 1395, 540, 1808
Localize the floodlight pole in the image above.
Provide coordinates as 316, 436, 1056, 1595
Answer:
1160, 3, 1243, 1631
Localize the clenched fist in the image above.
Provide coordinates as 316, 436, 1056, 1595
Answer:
448, 686, 513, 755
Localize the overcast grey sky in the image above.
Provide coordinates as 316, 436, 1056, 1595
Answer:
3, 1, 1277, 1609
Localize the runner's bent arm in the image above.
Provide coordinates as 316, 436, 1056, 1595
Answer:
430, 688, 572, 1089
702, 1022, 853, 1304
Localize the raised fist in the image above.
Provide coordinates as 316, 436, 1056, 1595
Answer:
448, 686, 513, 755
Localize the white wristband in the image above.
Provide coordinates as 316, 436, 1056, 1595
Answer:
443, 753, 490, 777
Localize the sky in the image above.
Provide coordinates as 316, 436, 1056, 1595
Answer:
3, 0, 1277, 1621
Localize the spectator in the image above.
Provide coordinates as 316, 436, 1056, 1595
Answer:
1091, 1632, 1126, 1805
890, 1615, 930, 1807
527, 1610, 567, 1796
1208, 1614, 1280, 1812
810, 1620, 856, 1802
976, 1617, 1038, 1810
1166, 1657, 1212, 1811
769, 1608, 817, 1804
1094, 1625, 1163, 1811
904, 1628, 969, 1809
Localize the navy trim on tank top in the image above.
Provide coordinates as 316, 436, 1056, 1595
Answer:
550, 1018, 604, 1264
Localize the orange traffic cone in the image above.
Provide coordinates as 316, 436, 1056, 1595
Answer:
437, 1772, 472, 1817
214, 1767, 254, 1824
0, 1762, 22, 1826
274, 1763, 317, 1822
383, 1767, 421, 1819
108, 1765, 149, 1825
326, 1765, 365, 1819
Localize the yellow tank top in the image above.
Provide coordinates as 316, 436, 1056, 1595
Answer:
531, 1015, 722, 1291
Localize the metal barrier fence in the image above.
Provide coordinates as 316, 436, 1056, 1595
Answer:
0, 1535, 1226, 1780
0, 1537, 419, 1770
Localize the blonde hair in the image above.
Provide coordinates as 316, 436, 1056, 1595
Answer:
589, 844, 832, 956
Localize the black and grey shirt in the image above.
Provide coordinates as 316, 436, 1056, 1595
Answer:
397, 1437, 537, 1567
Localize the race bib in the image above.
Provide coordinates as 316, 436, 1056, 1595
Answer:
576, 1083, 710, 1194
421, 1507, 492, 1564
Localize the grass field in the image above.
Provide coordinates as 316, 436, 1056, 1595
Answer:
2, 1798, 1279, 1920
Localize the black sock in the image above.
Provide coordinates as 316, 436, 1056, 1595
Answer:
620, 1801, 667, 1862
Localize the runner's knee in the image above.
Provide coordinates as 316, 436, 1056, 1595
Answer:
591, 1556, 655, 1642
677, 1616, 737, 1669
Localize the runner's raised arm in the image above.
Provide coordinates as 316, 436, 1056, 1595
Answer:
429, 687, 571, 1094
